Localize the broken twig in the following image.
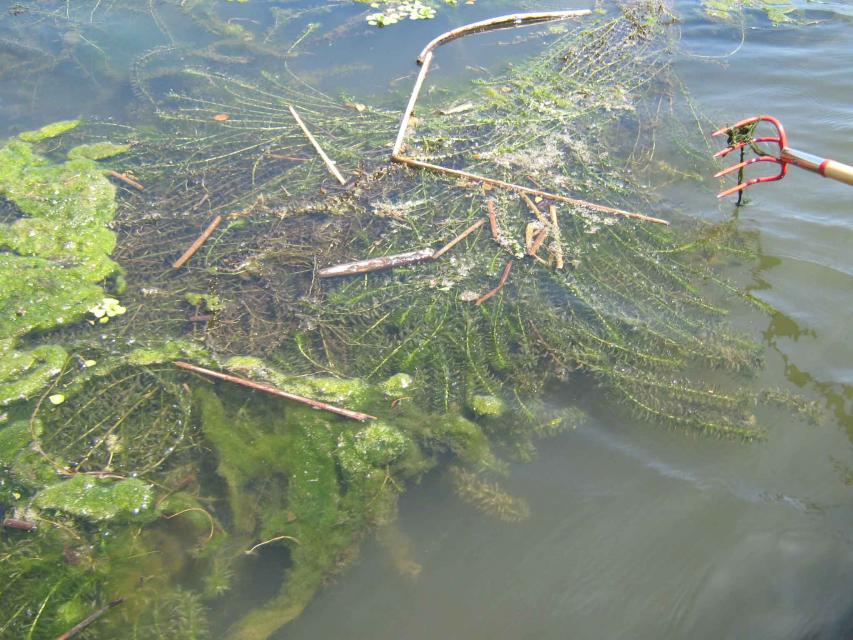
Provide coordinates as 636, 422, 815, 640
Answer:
289, 105, 347, 185
487, 199, 500, 240
106, 170, 144, 191
548, 205, 564, 269
475, 259, 514, 306
521, 192, 550, 226
528, 226, 549, 258
433, 218, 486, 259
319, 248, 436, 278
56, 598, 124, 640
173, 215, 223, 269
394, 156, 669, 225
174, 361, 376, 422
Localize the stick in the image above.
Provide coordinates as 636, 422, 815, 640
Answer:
289, 105, 347, 185
174, 361, 376, 422
106, 170, 144, 191
393, 155, 669, 225
475, 259, 513, 306
55, 598, 124, 640
417, 11, 592, 63
392, 50, 433, 157
321, 219, 484, 278
548, 205, 564, 269
520, 192, 550, 226
172, 215, 223, 269
433, 218, 485, 259
528, 227, 549, 258
319, 248, 435, 278
487, 199, 500, 240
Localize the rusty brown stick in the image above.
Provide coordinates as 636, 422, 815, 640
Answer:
289, 105, 347, 185
172, 215, 223, 269
2, 518, 37, 531
174, 361, 376, 422
475, 259, 514, 306
486, 199, 500, 240
319, 248, 435, 278
392, 155, 669, 225
56, 598, 124, 640
433, 218, 486, 259
106, 170, 144, 191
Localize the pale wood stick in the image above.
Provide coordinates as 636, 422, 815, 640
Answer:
106, 170, 144, 191
475, 259, 514, 306
528, 227, 549, 258
319, 248, 435, 278
289, 105, 347, 185
56, 598, 124, 640
549, 205, 564, 269
433, 218, 486, 259
487, 199, 500, 240
393, 155, 669, 225
392, 50, 433, 158
417, 11, 592, 63
321, 219, 485, 278
174, 361, 377, 422
520, 192, 550, 226
172, 215, 222, 269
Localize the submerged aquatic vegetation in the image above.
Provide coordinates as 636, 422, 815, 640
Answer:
0, 3, 822, 639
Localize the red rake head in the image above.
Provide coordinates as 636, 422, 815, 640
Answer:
712, 115, 789, 198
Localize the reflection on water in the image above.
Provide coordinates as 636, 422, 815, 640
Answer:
1, 1, 851, 639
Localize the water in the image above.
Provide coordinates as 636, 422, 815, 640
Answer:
2, 2, 851, 638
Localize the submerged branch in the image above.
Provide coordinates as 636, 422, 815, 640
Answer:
319, 248, 436, 278
174, 361, 376, 422
173, 215, 223, 269
475, 259, 514, 306
289, 105, 347, 185
393, 155, 669, 225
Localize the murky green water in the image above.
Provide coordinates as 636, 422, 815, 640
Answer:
1, 1, 851, 639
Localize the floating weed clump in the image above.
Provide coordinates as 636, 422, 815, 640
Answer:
0, 122, 126, 406
0, 3, 822, 639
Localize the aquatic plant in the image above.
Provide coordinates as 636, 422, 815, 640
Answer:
0, 2, 820, 639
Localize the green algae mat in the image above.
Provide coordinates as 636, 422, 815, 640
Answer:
0, 3, 818, 639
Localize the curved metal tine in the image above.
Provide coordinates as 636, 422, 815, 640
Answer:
717, 169, 786, 198
713, 155, 781, 178
713, 136, 780, 159
711, 115, 763, 137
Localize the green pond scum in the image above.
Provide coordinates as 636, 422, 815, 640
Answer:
0, 2, 820, 639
